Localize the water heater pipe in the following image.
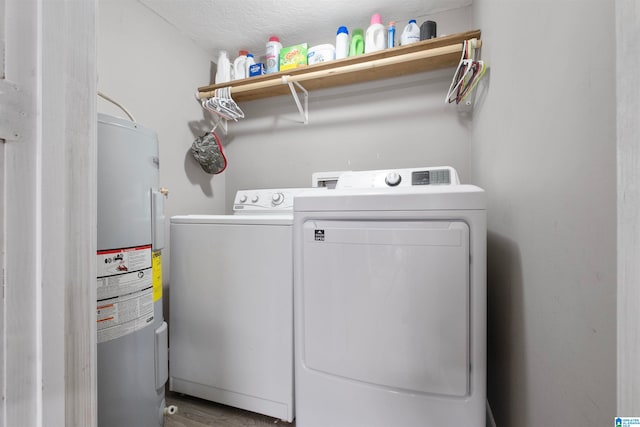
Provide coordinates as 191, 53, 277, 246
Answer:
98, 91, 137, 123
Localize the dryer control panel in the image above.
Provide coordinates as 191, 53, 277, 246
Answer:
336, 166, 460, 189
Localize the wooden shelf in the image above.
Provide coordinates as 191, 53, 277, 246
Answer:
197, 29, 481, 103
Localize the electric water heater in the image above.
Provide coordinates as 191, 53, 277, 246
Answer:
97, 113, 168, 427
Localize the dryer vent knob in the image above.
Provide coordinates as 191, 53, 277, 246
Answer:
385, 172, 402, 187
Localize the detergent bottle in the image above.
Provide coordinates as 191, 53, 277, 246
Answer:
336, 26, 349, 59
349, 28, 364, 56
420, 20, 437, 40
232, 50, 248, 80
244, 53, 256, 78
400, 19, 420, 46
215, 50, 231, 84
364, 13, 385, 53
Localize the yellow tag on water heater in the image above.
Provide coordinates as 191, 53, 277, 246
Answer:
152, 250, 162, 302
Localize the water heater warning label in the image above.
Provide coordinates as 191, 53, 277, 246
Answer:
97, 245, 154, 343
97, 245, 152, 278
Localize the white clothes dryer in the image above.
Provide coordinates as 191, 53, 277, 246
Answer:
293, 166, 486, 427
169, 187, 322, 422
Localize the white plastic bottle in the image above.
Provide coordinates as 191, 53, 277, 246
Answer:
335, 26, 349, 59
400, 19, 420, 46
265, 36, 282, 74
365, 13, 386, 53
215, 50, 231, 84
232, 50, 248, 80
244, 53, 256, 78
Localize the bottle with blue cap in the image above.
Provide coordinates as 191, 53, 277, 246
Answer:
244, 53, 256, 77
336, 26, 349, 59
400, 19, 420, 45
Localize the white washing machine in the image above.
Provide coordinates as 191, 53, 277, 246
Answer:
293, 166, 486, 427
169, 187, 322, 422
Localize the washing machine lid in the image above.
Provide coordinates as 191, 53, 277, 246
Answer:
170, 214, 293, 225
294, 185, 485, 212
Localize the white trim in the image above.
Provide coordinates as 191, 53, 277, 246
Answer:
0, 5, 6, 427
617, 0, 640, 416
4, 0, 39, 423
0, 0, 4, 79
3, 0, 97, 426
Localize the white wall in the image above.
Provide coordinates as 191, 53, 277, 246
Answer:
222, 8, 474, 210
97, 0, 223, 315
472, 1, 616, 426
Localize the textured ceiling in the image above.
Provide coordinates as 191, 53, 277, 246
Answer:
138, 0, 472, 60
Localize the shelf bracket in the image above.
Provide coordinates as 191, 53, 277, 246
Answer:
283, 76, 308, 125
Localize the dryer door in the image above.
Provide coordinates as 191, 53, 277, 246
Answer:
300, 219, 470, 397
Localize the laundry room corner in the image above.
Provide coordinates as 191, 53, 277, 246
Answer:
89, 0, 628, 425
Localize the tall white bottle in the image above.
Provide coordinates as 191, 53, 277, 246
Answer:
336, 26, 349, 59
265, 36, 282, 74
215, 50, 231, 84
364, 13, 386, 53
400, 19, 420, 46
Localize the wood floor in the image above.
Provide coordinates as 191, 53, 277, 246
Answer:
164, 391, 296, 427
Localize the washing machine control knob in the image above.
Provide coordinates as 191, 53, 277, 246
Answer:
385, 172, 402, 187
251, 195, 259, 203
239, 195, 247, 203
272, 192, 284, 205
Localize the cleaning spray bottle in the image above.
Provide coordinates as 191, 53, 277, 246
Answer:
365, 13, 385, 53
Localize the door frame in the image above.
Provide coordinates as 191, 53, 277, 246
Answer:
1, 0, 97, 426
